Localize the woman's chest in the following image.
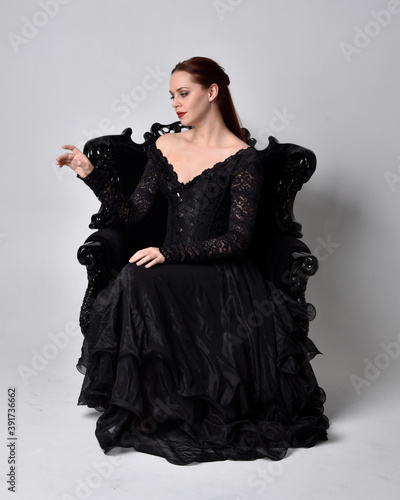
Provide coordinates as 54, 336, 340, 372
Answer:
163, 149, 239, 185
159, 168, 232, 208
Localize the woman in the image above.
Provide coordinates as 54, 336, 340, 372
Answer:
56, 57, 329, 464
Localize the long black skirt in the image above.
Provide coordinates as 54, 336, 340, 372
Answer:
78, 258, 329, 465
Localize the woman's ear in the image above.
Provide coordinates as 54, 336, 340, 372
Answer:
209, 83, 219, 102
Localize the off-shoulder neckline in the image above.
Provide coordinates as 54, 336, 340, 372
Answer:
151, 144, 256, 187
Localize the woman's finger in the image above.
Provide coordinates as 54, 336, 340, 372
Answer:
137, 254, 155, 266
56, 147, 93, 177
61, 144, 81, 154
129, 251, 142, 263
56, 153, 74, 165
144, 257, 160, 269
130, 252, 148, 265
129, 248, 164, 267
129, 250, 154, 265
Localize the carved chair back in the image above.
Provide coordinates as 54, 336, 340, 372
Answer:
78, 122, 318, 335
83, 122, 316, 252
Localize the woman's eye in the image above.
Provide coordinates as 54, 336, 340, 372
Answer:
170, 93, 188, 99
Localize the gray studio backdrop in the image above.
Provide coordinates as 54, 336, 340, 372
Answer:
1, 0, 400, 463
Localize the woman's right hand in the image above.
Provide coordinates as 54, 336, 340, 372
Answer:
56, 145, 94, 178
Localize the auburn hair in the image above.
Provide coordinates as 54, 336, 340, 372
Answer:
171, 57, 246, 142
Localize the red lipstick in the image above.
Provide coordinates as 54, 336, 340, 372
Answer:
177, 112, 186, 119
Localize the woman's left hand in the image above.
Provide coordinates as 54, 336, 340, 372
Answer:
129, 247, 165, 268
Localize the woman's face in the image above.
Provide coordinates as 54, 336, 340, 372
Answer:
169, 70, 216, 126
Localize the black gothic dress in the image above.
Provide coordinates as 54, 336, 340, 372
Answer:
77, 144, 329, 465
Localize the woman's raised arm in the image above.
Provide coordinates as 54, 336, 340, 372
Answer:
56, 144, 162, 229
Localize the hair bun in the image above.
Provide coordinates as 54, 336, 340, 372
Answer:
220, 71, 230, 87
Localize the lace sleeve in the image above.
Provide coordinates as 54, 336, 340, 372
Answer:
159, 159, 263, 263
80, 147, 161, 225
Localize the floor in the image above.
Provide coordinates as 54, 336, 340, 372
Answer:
1, 290, 399, 500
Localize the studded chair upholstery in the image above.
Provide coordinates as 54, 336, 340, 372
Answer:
77, 122, 319, 339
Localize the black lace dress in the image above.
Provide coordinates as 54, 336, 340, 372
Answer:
77, 144, 329, 464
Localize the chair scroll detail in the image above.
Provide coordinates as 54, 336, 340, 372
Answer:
77, 241, 108, 334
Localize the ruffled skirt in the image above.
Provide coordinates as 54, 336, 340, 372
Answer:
78, 258, 329, 464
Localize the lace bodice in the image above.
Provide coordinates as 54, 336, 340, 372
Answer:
81, 144, 263, 264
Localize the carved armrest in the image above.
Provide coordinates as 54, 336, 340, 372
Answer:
77, 225, 138, 334
77, 241, 108, 334
259, 235, 318, 336
288, 251, 319, 321
279, 250, 319, 339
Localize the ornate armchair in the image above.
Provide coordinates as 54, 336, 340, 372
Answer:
77, 122, 319, 342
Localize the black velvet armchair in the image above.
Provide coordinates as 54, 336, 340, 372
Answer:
77, 122, 318, 340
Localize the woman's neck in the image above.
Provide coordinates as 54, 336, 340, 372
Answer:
188, 124, 231, 149
186, 106, 232, 148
